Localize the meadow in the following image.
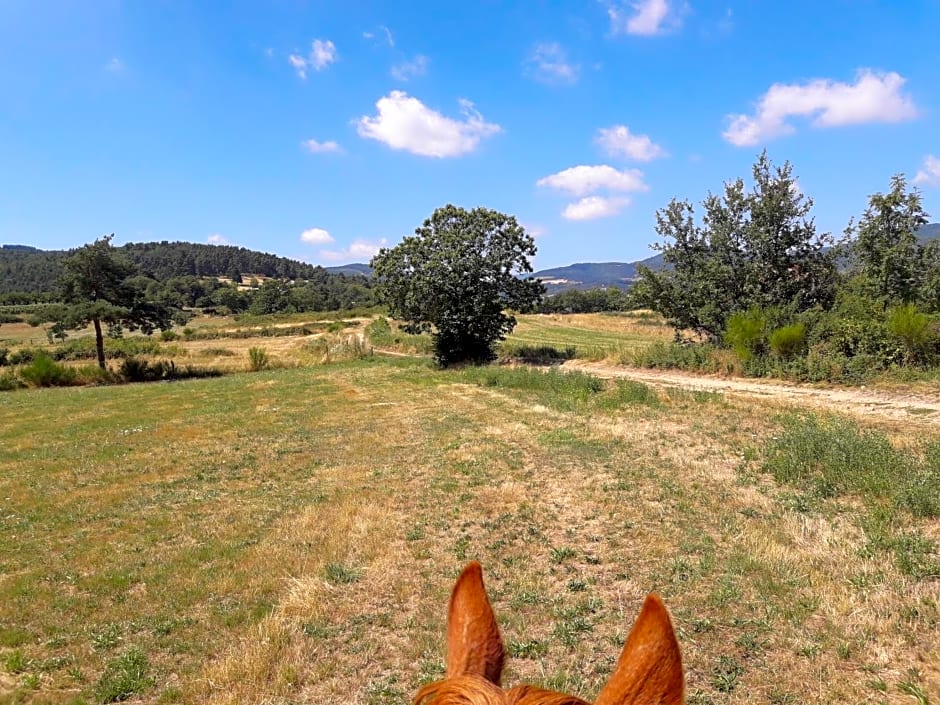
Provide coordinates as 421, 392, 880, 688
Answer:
0, 313, 938, 704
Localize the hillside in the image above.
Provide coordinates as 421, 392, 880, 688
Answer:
0, 241, 368, 295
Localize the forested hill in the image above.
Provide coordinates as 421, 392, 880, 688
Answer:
0, 241, 352, 294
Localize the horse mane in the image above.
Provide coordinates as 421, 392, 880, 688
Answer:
414, 676, 591, 705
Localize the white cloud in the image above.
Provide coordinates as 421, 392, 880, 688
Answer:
724, 69, 918, 146
105, 57, 125, 74
208, 233, 230, 245
391, 55, 429, 81
520, 222, 546, 238
289, 38, 337, 79
914, 155, 940, 187
319, 238, 388, 262
595, 125, 666, 161
355, 91, 501, 158
562, 196, 631, 221
363, 26, 395, 47
311, 39, 337, 70
537, 164, 648, 196
302, 138, 343, 154
525, 43, 579, 84
300, 228, 335, 245
606, 0, 677, 36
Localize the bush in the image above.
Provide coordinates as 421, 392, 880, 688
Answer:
160, 329, 179, 342
769, 322, 806, 359
248, 347, 269, 371
725, 308, 767, 361
120, 357, 219, 383
0, 347, 8, 367
19, 354, 78, 387
886, 304, 935, 364
0, 370, 24, 391
499, 343, 576, 364
632, 341, 723, 373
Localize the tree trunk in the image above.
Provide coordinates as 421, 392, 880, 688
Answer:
93, 317, 105, 369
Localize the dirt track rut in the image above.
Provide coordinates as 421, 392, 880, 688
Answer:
561, 360, 940, 424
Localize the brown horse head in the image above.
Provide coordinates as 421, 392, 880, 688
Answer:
413, 561, 684, 705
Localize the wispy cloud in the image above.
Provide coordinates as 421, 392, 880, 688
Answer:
300, 228, 335, 245
724, 69, 918, 146
391, 55, 429, 82
105, 57, 126, 74
363, 26, 395, 48
208, 233, 230, 245
319, 238, 388, 262
356, 91, 501, 158
302, 138, 343, 154
595, 125, 667, 161
524, 43, 579, 84
288, 39, 337, 79
605, 0, 679, 36
914, 155, 940, 187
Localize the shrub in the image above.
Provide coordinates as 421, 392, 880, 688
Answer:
160, 330, 179, 342
0, 370, 24, 391
0, 347, 8, 366
499, 343, 576, 364
19, 354, 78, 387
725, 308, 767, 361
769, 322, 806, 359
886, 304, 935, 364
248, 347, 269, 372
632, 341, 723, 373
120, 357, 221, 383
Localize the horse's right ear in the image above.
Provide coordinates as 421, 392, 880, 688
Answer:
594, 594, 684, 705
445, 561, 506, 686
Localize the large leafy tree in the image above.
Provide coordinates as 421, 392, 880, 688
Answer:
849, 174, 929, 308
371, 205, 544, 366
54, 235, 174, 368
633, 153, 839, 341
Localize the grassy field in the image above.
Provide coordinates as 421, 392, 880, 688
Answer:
504, 312, 673, 360
1, 348, 938, 704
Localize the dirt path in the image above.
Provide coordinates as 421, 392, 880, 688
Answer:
562, 360, 940, 424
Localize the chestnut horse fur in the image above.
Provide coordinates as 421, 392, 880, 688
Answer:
413, 561, 684, 705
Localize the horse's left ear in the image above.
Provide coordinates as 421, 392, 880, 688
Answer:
594, 594, 684, 705
446, 561, 506, 686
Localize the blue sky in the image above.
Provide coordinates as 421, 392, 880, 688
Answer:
1, 1, 939, 270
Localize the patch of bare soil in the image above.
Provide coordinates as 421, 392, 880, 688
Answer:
562, 360, 940, 424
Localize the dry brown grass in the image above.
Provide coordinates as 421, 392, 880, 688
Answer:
1, 317, 938, 705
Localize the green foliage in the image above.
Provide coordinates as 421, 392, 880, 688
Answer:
94, 648, 154, 703
536, 287, 629, 314
19, 354, 78, 387
725, 308, 767, 361
247, 347, 270, 372
631, 341, 723, 373
498, 343, 576, 363
886, 304, 935, 364
763, 413, 940, 518
371, 205, 544, 366
634, 153, 838, 341
365, 317, 434, 354
119, 357, 221, 383
769, 323, 806, 360
850, 174, 928, 306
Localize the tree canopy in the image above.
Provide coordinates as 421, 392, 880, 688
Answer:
50, 235, 176, 368
849, 174, 929, 308
633, 153, 839, 341
371, 205, 544, 366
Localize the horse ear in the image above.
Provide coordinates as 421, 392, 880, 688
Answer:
594, 594, 684, 705
445, 561, 506, 686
